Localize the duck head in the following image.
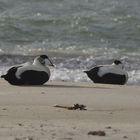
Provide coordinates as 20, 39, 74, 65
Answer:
33, 55, 54, 66
112, 60, 124, 69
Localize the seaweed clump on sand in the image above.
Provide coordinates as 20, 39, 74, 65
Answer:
53, 103, 87, 110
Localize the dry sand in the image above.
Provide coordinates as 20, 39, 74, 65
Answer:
0, 79, 140, 140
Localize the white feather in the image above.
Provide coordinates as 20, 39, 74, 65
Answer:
98, 65, 128, 79
15, 57, 50, 79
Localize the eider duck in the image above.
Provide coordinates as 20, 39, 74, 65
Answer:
1, 55, 54, 85
84, 60, 128, 85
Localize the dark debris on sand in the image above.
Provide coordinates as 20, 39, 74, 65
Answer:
53, 103, 87, 110
123, 136, 128, 139
88, 130, 106, 136
105, 126, 112, 129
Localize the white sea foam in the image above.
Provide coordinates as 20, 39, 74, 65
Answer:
127, 70, 140, 85
50, 68, 90, 82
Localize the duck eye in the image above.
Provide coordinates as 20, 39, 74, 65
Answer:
114, 60, 121, 65
42, 60, 45, 65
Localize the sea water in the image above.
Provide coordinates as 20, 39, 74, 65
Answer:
0, 0, 140, 85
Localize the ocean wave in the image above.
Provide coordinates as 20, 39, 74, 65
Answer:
0, 53, 140, 85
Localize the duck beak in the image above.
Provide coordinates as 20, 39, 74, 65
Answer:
47, 58, 55, 67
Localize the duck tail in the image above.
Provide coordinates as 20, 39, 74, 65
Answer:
1, 75, 6, 78
83, 70, 88, 73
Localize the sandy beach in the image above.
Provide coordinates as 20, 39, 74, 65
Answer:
0, 80, 140, 140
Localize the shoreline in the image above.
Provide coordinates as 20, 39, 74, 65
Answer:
0, 80, 140, 140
